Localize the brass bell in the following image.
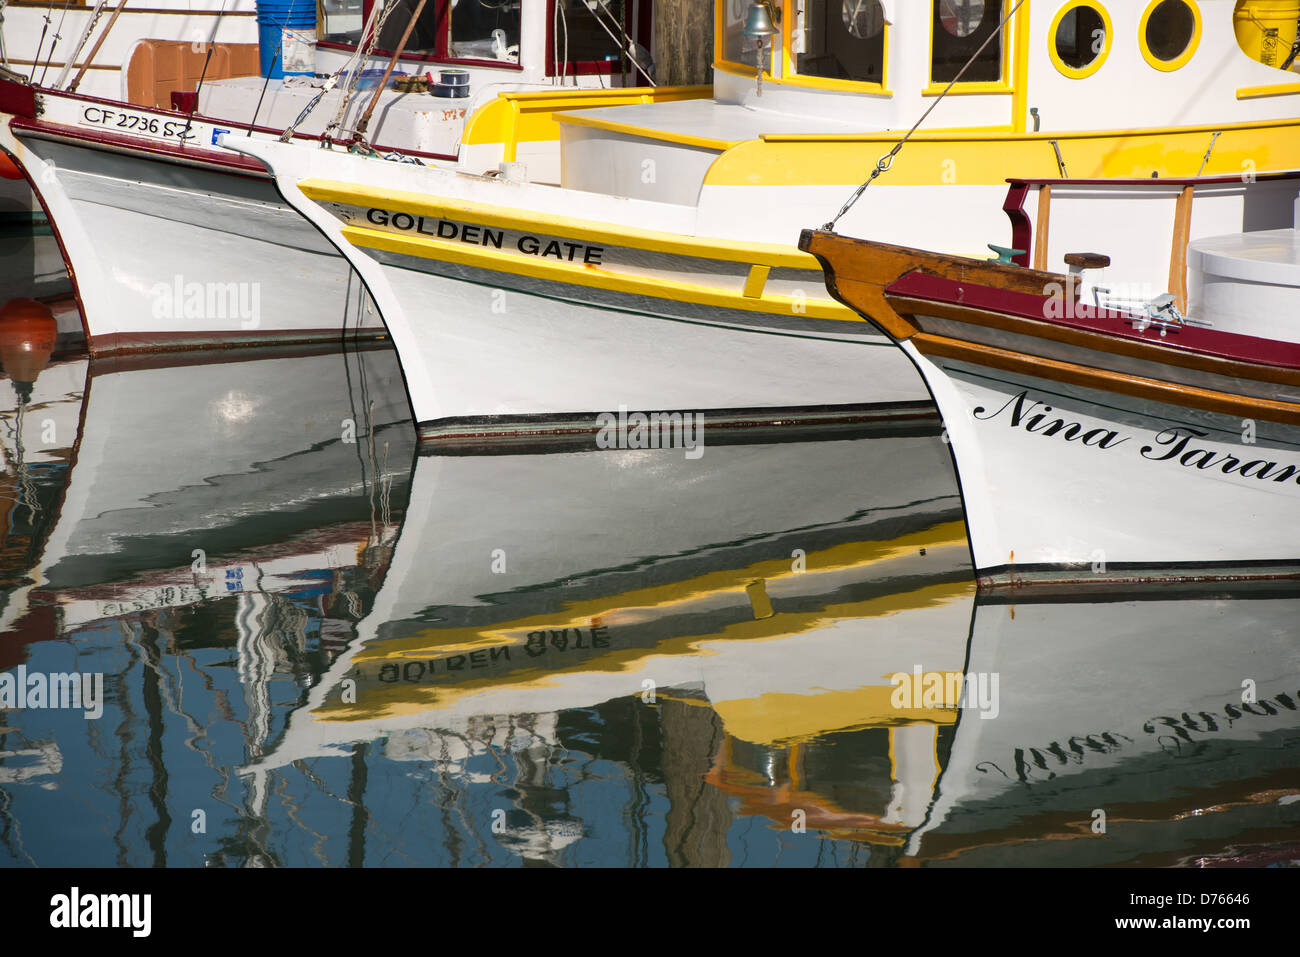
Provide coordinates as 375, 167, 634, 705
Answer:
742, 2, 778, 38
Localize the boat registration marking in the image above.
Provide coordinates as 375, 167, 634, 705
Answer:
77, 105, 204, 144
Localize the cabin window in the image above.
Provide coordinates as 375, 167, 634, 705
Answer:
551, 0, 650, 78
793, 0, 886, 84
551, 0, 654, 78
721, 0, 759, 68
359, 0, 523, 65
448, 0, 521, 61
322, 0, 365, 42
374, 0, 443, 53
1050, 2, 1111, 79
931, 0, 1003, 83
1139, 0, 1201, 71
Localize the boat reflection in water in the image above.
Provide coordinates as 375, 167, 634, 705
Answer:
1, 343, 1297, 866
0, 332, 415, 830
253, 437, 972, 864
907, 588, 1300, 867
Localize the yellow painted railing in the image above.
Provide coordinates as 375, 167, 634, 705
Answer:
460, 84, 711, 162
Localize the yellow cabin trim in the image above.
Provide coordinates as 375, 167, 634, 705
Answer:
756, 114, 1300, 143
1236, 81, 1300, 99
777, 0, 893, 95
714, 0, 768, 77
920, 81, 1014, 96
1047, 1, 1115, 81
1138, 0, 1202, 72
771, 72, 893, 95
927, 0, 1018, 88
703, 119, 1300, 186
459, 84, 711, 153
553, 111, 740, 152
1011, 0, 1032, 131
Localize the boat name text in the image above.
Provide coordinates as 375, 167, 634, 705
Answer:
972, 392, 1300, 487
364, 209, 604, 264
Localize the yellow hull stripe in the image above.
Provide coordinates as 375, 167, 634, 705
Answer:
301, 178, 823, 270
352, 523, 970, 663
341, 224, 856, 322
315, 577, 976, 726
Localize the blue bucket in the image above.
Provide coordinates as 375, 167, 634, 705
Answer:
256, 0, 317, 80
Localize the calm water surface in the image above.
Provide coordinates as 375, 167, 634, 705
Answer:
1, 336, 1298, 868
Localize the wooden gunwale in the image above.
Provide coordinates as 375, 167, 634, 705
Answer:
798, 229, 1300, 426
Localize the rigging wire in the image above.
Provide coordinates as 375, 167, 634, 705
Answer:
824, 0, 1026, 232
181, 0, 232, 136
30, 2, 54, 82
60, 0, 114, 90
319, 0, 401, 144
582, 0, 652, 86
36, 0, 72, 86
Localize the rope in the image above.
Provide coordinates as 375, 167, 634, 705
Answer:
352, 0, 429, 141
823, 0, 1026, 232
321, 0, 400, 144
66, 0, 125, 92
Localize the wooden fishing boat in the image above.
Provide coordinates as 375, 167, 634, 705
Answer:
0, 0, 656, 351
800, 173, 1300, 587
231, 0, 1300, 442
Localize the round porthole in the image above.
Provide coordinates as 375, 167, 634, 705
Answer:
1049, 2, 1112, 79
939, 0, 986, 38
1139, 0, 1201, 72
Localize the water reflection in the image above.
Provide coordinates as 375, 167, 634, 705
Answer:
0, 342, 1297, 868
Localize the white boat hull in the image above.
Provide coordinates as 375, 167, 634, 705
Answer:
909, 342, 1300, 585
0, 99, 388, 352
366, 251, 929, 438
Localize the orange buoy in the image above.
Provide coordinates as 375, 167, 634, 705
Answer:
0, 298, 58, 394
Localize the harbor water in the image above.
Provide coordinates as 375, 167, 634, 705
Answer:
1, 296, 1297, 869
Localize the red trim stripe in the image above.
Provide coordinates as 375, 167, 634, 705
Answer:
884, 270, 1300, 372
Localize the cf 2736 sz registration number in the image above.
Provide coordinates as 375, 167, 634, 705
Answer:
78, 106, 202, 141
